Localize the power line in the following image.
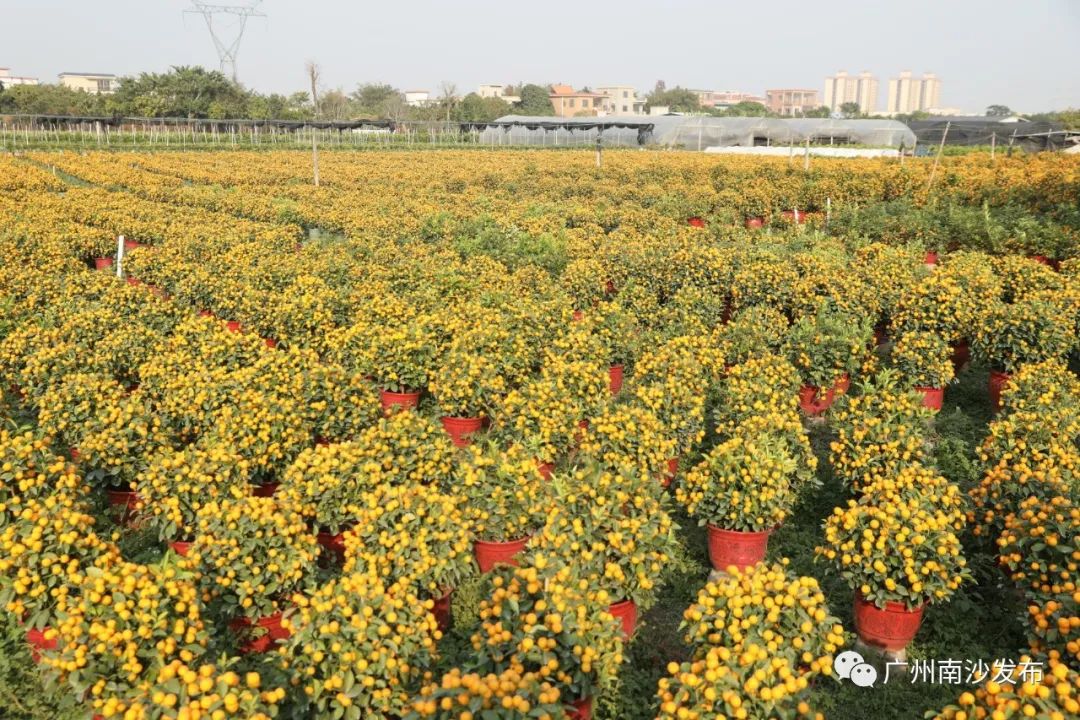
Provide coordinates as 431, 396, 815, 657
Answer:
184, 1, 266, 82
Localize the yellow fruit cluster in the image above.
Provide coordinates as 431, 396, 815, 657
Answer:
191, 497, 319, 621
891, 330, 956, 388
656, 645, 823, 720
455, 442, 553, 542
468, 563, 623, 702
829, 372, 932, 489
282, 573, 439, 720
932, 654, 1079, 720
681, 562, 845, 675
342, 482, 473, 600
531, 462, 679, 609
42, 560, 208, 708
405, 663, 567, 720
678, 434, 797, 532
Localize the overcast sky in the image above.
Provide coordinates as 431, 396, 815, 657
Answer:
5, 0, 1079, 112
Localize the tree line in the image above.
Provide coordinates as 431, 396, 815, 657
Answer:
2, 67, 1077, 128
0, 66, 557, 123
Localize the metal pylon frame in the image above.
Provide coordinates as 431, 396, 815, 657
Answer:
185, 1, 265, 81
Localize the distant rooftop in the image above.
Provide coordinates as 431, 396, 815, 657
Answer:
59, 72, 116, 78
920, 115, 1028, 123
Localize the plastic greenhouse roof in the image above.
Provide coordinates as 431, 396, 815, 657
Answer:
481, 115, 916, 148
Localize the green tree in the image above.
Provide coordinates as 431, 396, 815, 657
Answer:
514, 84, 555, 115
319, 89, 354, 121
986, 104, 1012, 117
720, 101, 771, 117
351, 83, 403, 115
455, 93, 511, 122
646, 85, 700, 113
839, 101, 862, 119
0, 83, 107, 115
109, 66, 250, 118
1026, 108, 1080, 129
802, 105, 832, 118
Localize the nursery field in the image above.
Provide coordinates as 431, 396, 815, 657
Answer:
1, 149, 1080, 720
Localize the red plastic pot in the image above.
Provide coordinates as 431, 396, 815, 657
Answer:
706, 525, 771, 572
317, 531, 346, 559
916, 386, 944, 411
608, 364, 624, 395
609, 599, 637, 639
431, 589, 453, 633
660, 457, 679, 488
572, 310, 584, 322
989, 370, 1011, 412
251, 482, 279, 498
440, 416, 484, 447
229, 612, 290, 654
123, 239, 144, 252
169, 540, 193, 556
263, 337, 278, 349
568, 697, 593, 720
744, 216, 765, 229
225, 321, 242, 333
380, 389, 421, 413
798, 384, 836, 416
198, 309, 214, 318
834, 373, 851, 395
106, 488, 140, 520
25, 626, 56, 664
125, 277, 141, 286
853, 592, 924, 651
780, 209, 805, 224
687, 216, 705, 228
474, 536, 531, 573
924, 251, 938, 266
1029, 254, 1052, 267
950, 341, 971, 373
94, 257, 114, 270
536, 460, 554, 481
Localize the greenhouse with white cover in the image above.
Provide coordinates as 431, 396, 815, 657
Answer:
475, 115, 916, 151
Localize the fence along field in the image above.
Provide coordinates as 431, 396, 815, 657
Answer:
0, 148, 1079, 720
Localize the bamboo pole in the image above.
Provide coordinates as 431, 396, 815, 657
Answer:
925, 121, 951, 195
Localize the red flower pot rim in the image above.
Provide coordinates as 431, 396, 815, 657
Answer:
852, 591, 925, 652
706, 524, 774, 572
474, 535, 531, 573
440, 415, 484, 447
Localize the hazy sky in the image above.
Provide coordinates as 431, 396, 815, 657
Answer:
5, 0, 1079, 112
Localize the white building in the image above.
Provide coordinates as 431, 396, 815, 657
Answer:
596, 85, 645, 115
0, 67, 40, 87
823, 71, 878, 114
59, 72, 116, 94
404, 90, 431, 107
476, 84, 520, 104
887, 72, 942, 114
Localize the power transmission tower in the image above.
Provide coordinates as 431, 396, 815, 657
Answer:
185, 1, 265, 82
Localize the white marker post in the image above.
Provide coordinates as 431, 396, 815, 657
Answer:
116, 235, 125, 279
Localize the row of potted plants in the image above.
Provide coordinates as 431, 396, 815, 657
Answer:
817, 373, 972, 652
